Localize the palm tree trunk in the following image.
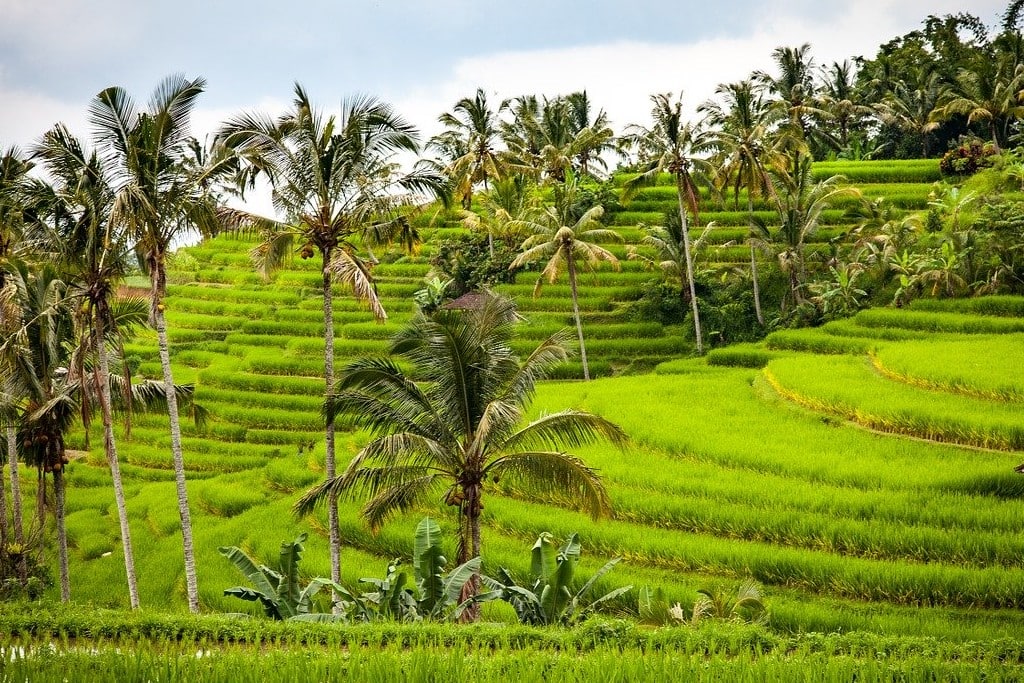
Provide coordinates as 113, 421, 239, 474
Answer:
748, 196, 764, 326
6, 431, 22, 558
0, 438, 6, 550
566, 253, 590, 381
94, 320, 140, 609
54, 467, 69, 602
458, 482, 483, 623
676, 177, 703, 354
322, 251, 342, 610
153, 265, 200, 613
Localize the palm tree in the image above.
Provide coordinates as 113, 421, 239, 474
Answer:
622, 93, 714, 353
32, 124, 142, 608
218, 84, 447, 593
755, 44, 827, 146
500, 94, 614, 183
2, 257, 199, 605
768, 154, 858, 307
2, 260, 75, 601
509, 174, 621, 380
89, 74, 222, 613
818, 61, 874, 153
701, 80, 781, 326
932, 60, 1024, 151
427, 88, 505, 210
295, 293, 627, 621
0, 146, 36, 570
875, 65, 944, 157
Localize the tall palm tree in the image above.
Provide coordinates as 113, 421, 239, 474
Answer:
622, 93, 714, 353
509, 174, 621, 380
89, 74, 222, 613
932, 60, 1024, 151
428, 88, 505, 209
2, 257, 198, 605
0, 146, 36, 568
701, 80, 781, 326
755, 44, 827, 146
500, 94, 614, 183
818, 61, 874, 153
296, 293, 627, 621
2, 260, 75, 602
218, 84, 447, 593
32, 124, 143, 608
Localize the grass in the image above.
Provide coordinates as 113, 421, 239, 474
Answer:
20, 163, 1024, 669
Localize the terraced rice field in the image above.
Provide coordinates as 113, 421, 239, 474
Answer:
40, 161, 1024, 649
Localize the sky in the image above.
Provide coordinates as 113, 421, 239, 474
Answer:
0, 0, 1008, 161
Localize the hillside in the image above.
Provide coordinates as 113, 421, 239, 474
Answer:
37, 159, 1024, 645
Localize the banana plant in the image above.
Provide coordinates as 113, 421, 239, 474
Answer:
486, 532, 631, 625
353, 517, 491, 622
219, 534, 341, 621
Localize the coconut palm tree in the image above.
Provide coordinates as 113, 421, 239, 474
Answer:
1, 260, 75, 601
0, 146, 37, 568
31, 123, 143, 608
500, 94, 614, 183
768, 154, 859, 308
622, 93, 715, 353
218, 84, 447, 593
932, 60, 1024, 151
701, 80, 781, 326
755, 44, 827, 146
874, 65, 944, 157
509, 174, 621, 380
89, 74, 223, 613
818, 61, 874, 154
2, 256, 200, 605
427, 88, 505, 210
295, 293, 627, 621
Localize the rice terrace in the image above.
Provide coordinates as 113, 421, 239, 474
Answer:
3, 3, 1024, 681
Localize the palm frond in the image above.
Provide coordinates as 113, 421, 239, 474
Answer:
485, 450, 612, 519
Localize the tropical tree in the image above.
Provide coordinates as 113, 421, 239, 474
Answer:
1, 260, 75, 601
2, 257, 199, 605
31, 124, 143, 608
874, 66, 944, 157
427, 88, 505, 209
0, 147, 35, 563
500, 94, 615, 183
932, 60, 1024, 151
295, 293, 627, 622
701, 80, 781, 325
768, 154, 859, 307
818, 60, 874, 154
755, 44, 827, 147
622, 93, 714, 353
218, 84, 447, 593
89, 74, 223, 612
509, 174, 621, 380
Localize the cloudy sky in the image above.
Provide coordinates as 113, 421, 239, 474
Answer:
0, 0, 1007, 155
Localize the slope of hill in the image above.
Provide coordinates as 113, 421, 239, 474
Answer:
38, 160, 1024, 646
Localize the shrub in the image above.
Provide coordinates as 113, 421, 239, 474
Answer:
940, 140, 997, 177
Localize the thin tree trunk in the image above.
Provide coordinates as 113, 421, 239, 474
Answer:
153, 264, 200, 613
748, 195, 764, 327
7, 430, 23, 556
322, 251, 342, 611
566, 253, 590, 381
676, 177, 703, 354
95, 319, 140, 609
458, 483, 483, 623
0, 435, 6, 550
54, 468, 69, 602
